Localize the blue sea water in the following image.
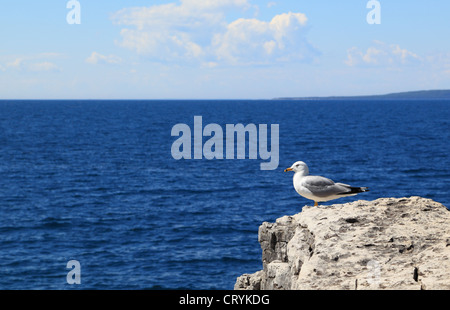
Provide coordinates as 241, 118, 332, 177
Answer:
0, 100, 448, 290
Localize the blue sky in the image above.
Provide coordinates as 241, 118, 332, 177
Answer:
1, 0, 450, 99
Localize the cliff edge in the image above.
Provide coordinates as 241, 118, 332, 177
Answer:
235, 197, 450, 290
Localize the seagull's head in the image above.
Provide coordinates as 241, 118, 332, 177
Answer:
284, 161, 309, 175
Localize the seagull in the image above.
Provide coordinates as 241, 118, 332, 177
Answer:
284, 161, 369, 206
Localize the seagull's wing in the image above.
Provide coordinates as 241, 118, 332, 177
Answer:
301, 176, 354, 198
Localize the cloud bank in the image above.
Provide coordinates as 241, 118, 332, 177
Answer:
111, 0, 318, 65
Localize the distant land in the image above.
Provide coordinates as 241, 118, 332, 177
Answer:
274, 89, 450, 100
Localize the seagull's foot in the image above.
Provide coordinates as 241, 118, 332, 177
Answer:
314, 201, 318, 207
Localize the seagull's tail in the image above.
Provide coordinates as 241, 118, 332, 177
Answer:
337, 186, 369, 195
349, 186, 369, 193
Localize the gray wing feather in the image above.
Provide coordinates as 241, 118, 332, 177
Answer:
301, 176, 352, 198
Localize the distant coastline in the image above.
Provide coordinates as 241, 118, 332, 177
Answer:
274, 89, 450, 100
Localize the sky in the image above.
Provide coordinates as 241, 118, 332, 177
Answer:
1, 0, 450, 99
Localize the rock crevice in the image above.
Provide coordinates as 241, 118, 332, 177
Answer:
235, 197, 450, 290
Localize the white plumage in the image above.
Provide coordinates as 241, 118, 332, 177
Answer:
284, 161, 369, 206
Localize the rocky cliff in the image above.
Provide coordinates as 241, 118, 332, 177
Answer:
235, 197, 450, 290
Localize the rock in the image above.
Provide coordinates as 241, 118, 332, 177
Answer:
234, 271, 264, 290
234, 197, 450, 290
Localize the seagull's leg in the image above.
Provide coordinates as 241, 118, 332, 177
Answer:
314, 201, 318, 207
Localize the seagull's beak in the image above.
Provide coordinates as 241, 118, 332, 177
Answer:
284, 167, 293, 172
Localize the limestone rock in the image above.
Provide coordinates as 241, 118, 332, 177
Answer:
234, 197, 450, 290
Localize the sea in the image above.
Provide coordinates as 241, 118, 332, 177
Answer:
0, 99, 448, 289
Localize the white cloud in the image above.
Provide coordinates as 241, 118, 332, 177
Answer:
3, 54, 61, 72
345, 41, 421, 67
213, 12, 315, 64
112, 1, 318, 65
264, 40, 277, 55
112, 1, 220, 61
86, 52, 122, 65
28, 62, 60, 72
111, 0, 245, 33
6, 58, 24, 68
391, 44, 420, 63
